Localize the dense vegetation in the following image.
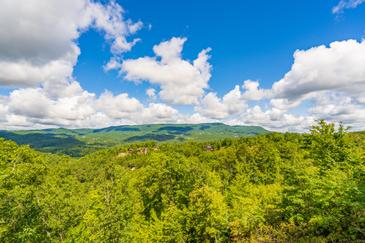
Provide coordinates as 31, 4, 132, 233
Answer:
0, 121, 364, 242
0, 123, 268, 157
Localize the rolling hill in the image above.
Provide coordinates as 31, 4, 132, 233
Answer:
0, 123, 269, 156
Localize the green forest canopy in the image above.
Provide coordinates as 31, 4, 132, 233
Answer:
0, 121, 364, 242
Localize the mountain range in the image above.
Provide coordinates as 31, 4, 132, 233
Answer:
0, 123, 269, 156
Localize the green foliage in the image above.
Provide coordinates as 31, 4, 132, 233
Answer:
0, 121, 364, 242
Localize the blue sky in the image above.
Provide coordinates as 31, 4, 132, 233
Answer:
0, 0, 365, 131
75, 0, 365, 98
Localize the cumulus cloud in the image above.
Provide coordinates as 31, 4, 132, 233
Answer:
192, 39, 365, 131
191, 83, 313, 132
332, 0, 365, 13
0, 81, 182, 129
272, 40, 365, 102
0, 0, 141, 87
121, 37, 212, 105
140, 103, 179, 123
260, 39, 365, 130
241, 80, 271, 100
194, 80, 273, 120
0, 46, 79, 87
6, 82, 96, 127
308, 91, 365, 128
96, 91, 143, 119
0, 0, 187, 129
196, 85, 246, 119
178, 113, 213, 124
227, 106, 315, 132
0, 98, 9, 122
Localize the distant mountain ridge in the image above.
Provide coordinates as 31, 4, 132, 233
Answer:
0, 123, 269, 156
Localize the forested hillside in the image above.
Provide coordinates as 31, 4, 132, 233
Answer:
0, 123, 268, 156
0, 121, 364, 242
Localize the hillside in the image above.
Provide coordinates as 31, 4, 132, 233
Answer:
0, 123, 269, 156
0, 121, 364, 242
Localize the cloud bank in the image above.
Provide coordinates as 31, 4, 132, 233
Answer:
199, 39, 365, 131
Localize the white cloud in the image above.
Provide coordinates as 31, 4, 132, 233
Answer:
241, 80, 271, 100
266, 40, 365, 130
0, 0, 188, 130
332, 0, 365, 13
227, 106, 315, 132
121, 37, 212, 105
0, 80, 183, 129
153, 37, 187, 63
4, 115, 33, 129
0, 1, 185, 130
0, 0, 141, 87
6, 83, 96, 127
146, 88, 156, 98
84, 1, 142, 54
192, 39, 365, 131
103, 58, 121, 72
0, 101, 9, 122
8, 88, 52, 119
96, 91, 143, 119
192, 83, 315, 132
140, 103, 179, 123
272, 40, 365, 101
308, 91, 365, 128
0, 46, 79, 87
196, 85, 246, 119
178, 113, 213, 124
196, 93, 230, 119
269, 98, 305, 111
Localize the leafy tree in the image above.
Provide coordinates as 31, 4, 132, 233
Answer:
0, 121, 364, 242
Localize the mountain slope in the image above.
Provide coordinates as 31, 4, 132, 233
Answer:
0, 123, 269, 156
